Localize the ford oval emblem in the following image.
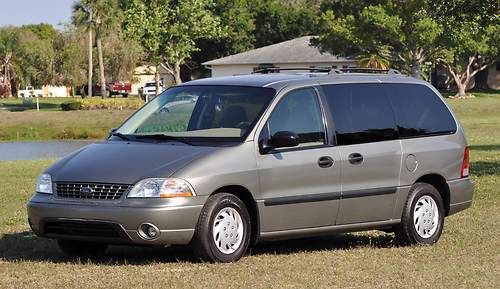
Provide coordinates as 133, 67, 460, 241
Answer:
80, 187, 93, 195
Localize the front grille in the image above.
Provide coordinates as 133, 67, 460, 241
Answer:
55, 183, 130, 200
43, 220, 125, 239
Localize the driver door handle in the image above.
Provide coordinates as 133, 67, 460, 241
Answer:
318, 156, 334, 168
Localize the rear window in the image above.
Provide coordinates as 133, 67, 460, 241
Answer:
323, 83, 398, 145
383, 83, 456, 138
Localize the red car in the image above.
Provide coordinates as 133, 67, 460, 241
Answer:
80, 81, 132, 98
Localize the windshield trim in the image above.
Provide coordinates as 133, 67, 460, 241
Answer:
113, 85, 277, 144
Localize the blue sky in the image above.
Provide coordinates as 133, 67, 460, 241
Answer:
0, 0, 75, 29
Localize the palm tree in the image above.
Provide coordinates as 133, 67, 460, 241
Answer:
358, 54, 391, 70
73, 0, 120, 98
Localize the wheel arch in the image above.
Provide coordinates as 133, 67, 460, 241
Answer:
211, 185, 260, 246
415, 174, 451, 216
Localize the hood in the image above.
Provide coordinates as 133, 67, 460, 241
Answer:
47, 141, 220, 184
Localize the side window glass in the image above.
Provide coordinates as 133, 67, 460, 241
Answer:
384, 84, 456, 137
323, 83, 398, 145
267, 88, 326, 147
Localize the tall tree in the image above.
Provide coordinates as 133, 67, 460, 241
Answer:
253, 0, 319, 48
430, 0, 500, 97
313, 0, 444, 78
73, 0, 121, 97
54, 28, 88, 95
0, 28, 17, 98
192, 0, 255, 73
15, 28, 57, 88
124, 0, 224, 86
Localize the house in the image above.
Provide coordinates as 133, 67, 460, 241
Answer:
202, 36, 357, 77
131, 64, 175, 95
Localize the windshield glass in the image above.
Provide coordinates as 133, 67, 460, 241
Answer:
117, 85, 275, 141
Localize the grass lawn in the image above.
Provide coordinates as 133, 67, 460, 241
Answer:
0, 97, 138, 141
0, 94, 499, 288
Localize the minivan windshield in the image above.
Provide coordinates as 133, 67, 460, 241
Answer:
116, 85, 275, 143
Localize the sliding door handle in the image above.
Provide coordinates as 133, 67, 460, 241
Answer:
348, 153, 364, 165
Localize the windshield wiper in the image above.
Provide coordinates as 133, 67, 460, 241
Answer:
134, 134, 193, 145
110, 132, 133, 141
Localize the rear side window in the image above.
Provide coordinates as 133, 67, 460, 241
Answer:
383, 83, 456, 138
323, 83, 398, 145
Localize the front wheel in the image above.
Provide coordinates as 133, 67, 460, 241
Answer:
394, 182, 445, 245
191, 193, 251, 262
57, 239, 108, 258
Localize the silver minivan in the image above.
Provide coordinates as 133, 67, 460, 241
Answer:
27, 71, 474, 262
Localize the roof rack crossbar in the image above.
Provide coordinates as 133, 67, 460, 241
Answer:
252, 67, 333, 74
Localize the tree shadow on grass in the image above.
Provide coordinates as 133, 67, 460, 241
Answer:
471, 160, 500, 177
0, 230, 397, 264
0, 102, 60, 112
470, 144, 500, 151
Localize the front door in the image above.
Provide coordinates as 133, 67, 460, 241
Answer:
322, 83, 402, 225
257, 87, 342, 232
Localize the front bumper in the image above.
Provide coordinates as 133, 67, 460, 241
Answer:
447, 177, 474, 216
27, 193, 207, 245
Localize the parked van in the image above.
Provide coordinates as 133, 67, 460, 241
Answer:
27, 70, 473, 262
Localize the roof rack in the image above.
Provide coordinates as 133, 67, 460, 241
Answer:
252, 67, 332, 74
329, 68, 401, 74
252, 66, 402, 75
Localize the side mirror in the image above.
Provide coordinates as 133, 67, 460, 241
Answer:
260, 131, 300, 154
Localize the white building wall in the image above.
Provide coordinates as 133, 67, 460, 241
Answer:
209, 62, 358, 77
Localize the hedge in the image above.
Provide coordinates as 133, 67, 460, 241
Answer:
80, 98, 144, 110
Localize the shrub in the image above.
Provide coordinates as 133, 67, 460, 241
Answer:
80, 98, 144, 110
60, 101, 82, 111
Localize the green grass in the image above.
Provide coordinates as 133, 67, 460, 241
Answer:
0, 94, 499, 288
0, 97, 142, 141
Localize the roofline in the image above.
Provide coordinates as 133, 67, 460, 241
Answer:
202, 59, 358, 66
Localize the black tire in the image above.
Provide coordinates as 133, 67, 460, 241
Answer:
122, 93, 129, 98
57, 239, 108, 258
191, 193, 251, 262
394, 182, 445, 246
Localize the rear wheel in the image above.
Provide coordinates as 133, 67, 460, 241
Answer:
122, 93, 129, 98
57, 239, 108, 258
394, 182, 445, 245
191, 193, 251, 262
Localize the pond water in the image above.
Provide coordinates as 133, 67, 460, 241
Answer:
0, 141, 95, 161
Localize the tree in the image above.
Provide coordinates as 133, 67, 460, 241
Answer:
192, 0, 255, 73
0, 28, 18, 98
53, 28, 88, 94
124, 0, 224, 86
313, 1, 444, 78
73, 0, 122, 97
15, 28, 57, 88
253, 0, 319, 48
429, 0, 500, 97
103, 29, 143, 81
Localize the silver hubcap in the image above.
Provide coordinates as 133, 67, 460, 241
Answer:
212, 207, 244, 254
413, 195, 439, 238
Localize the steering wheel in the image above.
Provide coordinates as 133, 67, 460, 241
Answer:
235, 121, 251, 130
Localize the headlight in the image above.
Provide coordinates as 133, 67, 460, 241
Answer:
127, 178, 195, 198
36, 173, 53, 194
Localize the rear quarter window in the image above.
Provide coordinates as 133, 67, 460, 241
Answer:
383, 83, 457, 138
